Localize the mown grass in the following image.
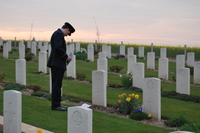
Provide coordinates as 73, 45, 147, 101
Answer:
0, 45, 200, 132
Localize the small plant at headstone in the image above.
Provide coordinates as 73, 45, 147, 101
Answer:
4, 83, 26, 91
185, 65, 194, 75
109, 65, 124, 73
117, 93, 140, 116
164, 116, 188, 127
172, 75, 176, 82
114, 56, 119, 60
43, 93, 52, 101
119, 75, 132, 89
117, 54, 125, 58
0, 73, 5, 83
76, 73, 86, 81
129, 112, 152, 121
31, 92, 45, 97
25, 48, 31, 54
25, 53, 34, 61
27, 85, 41, 92
180, 122, 200, 133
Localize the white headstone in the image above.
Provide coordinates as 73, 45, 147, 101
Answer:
27, 40, 31, 48
132, 63, 144, 89
160, 48, 167, 58
4, 90, 21, 133
68, 106, 92, 133
98, 52, 106, 59
97, 53, 107, 85
138, 47, 144, 58
147, 52, 155, 70
187, 52, 195, 67
7, 40, 12, 52
38, 41, 43, 49
176, 55, 185, 72
127, 47, 134, 57
194, 61, 200, 84
19, 43, 25, 59
107, 46, 111, 59
92, 70, 107, 107
176, 67, 190, 95
31, 41, 37, 56
87, 44, 94, 62
67, 55, 76, 79
127, 54, 136, 74
75, 43, 80, 52
158, 58, 169, 80
143, 78, 161, 121
16, 59, 26, 85
38, 51, 47, 73
120, 45, 125, 55
3, 43, 9, 59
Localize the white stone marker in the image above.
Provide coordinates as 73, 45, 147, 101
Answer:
4, 90, 22, 133
7, 40, 12, 51
120, 45, 125, 55
67, 55, 76, 79
31, 41, 37, 56
27, 40, 31, 48
176, 55, 185, 72
16, 59, 26, 85
158, 58, 169, 80
97, 52, 108, 85
107, 46, 111, 59
132, 63, 144, 89
187, 52, 195, 67
138, 47, 144, 58
194, 61, 200, 84
87, 44, 94, 62
176, 67, 190, 95
68, 106, 92, 133
38, 41, 43, 49
92, 70, 107, 107
98, 52, 106, 59
38, 51, 47, 73
147, 52, 155, 70
127, 47, 134, 57
19, 43, 25, 59
127, 54, 136, 74
3, 43, 9, 59
143, 78, 161, 121
102, 44, 107, 54
160, 48, 167, 58
75, 42, 80, 52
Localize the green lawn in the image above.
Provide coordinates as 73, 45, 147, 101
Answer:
0, 51, 199, 132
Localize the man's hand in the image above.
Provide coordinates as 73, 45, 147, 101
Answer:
67, 56, 72, 62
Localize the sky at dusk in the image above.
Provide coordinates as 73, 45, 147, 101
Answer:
0, 0, 200, 46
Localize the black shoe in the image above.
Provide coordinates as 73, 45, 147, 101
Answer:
52, 106, 68, 111
61, 105, 68, 109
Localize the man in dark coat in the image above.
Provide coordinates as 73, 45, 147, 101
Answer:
47, 22, 75, 111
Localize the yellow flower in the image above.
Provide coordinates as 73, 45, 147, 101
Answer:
131, 93, 135, 97
126, 97, 131, 102
135, 94, 139, 99
118, 94, 122, 98
122, 93, 126, 96
148, 114, 152, 117
36, 129, 43, 133
117, 100, 121, 103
